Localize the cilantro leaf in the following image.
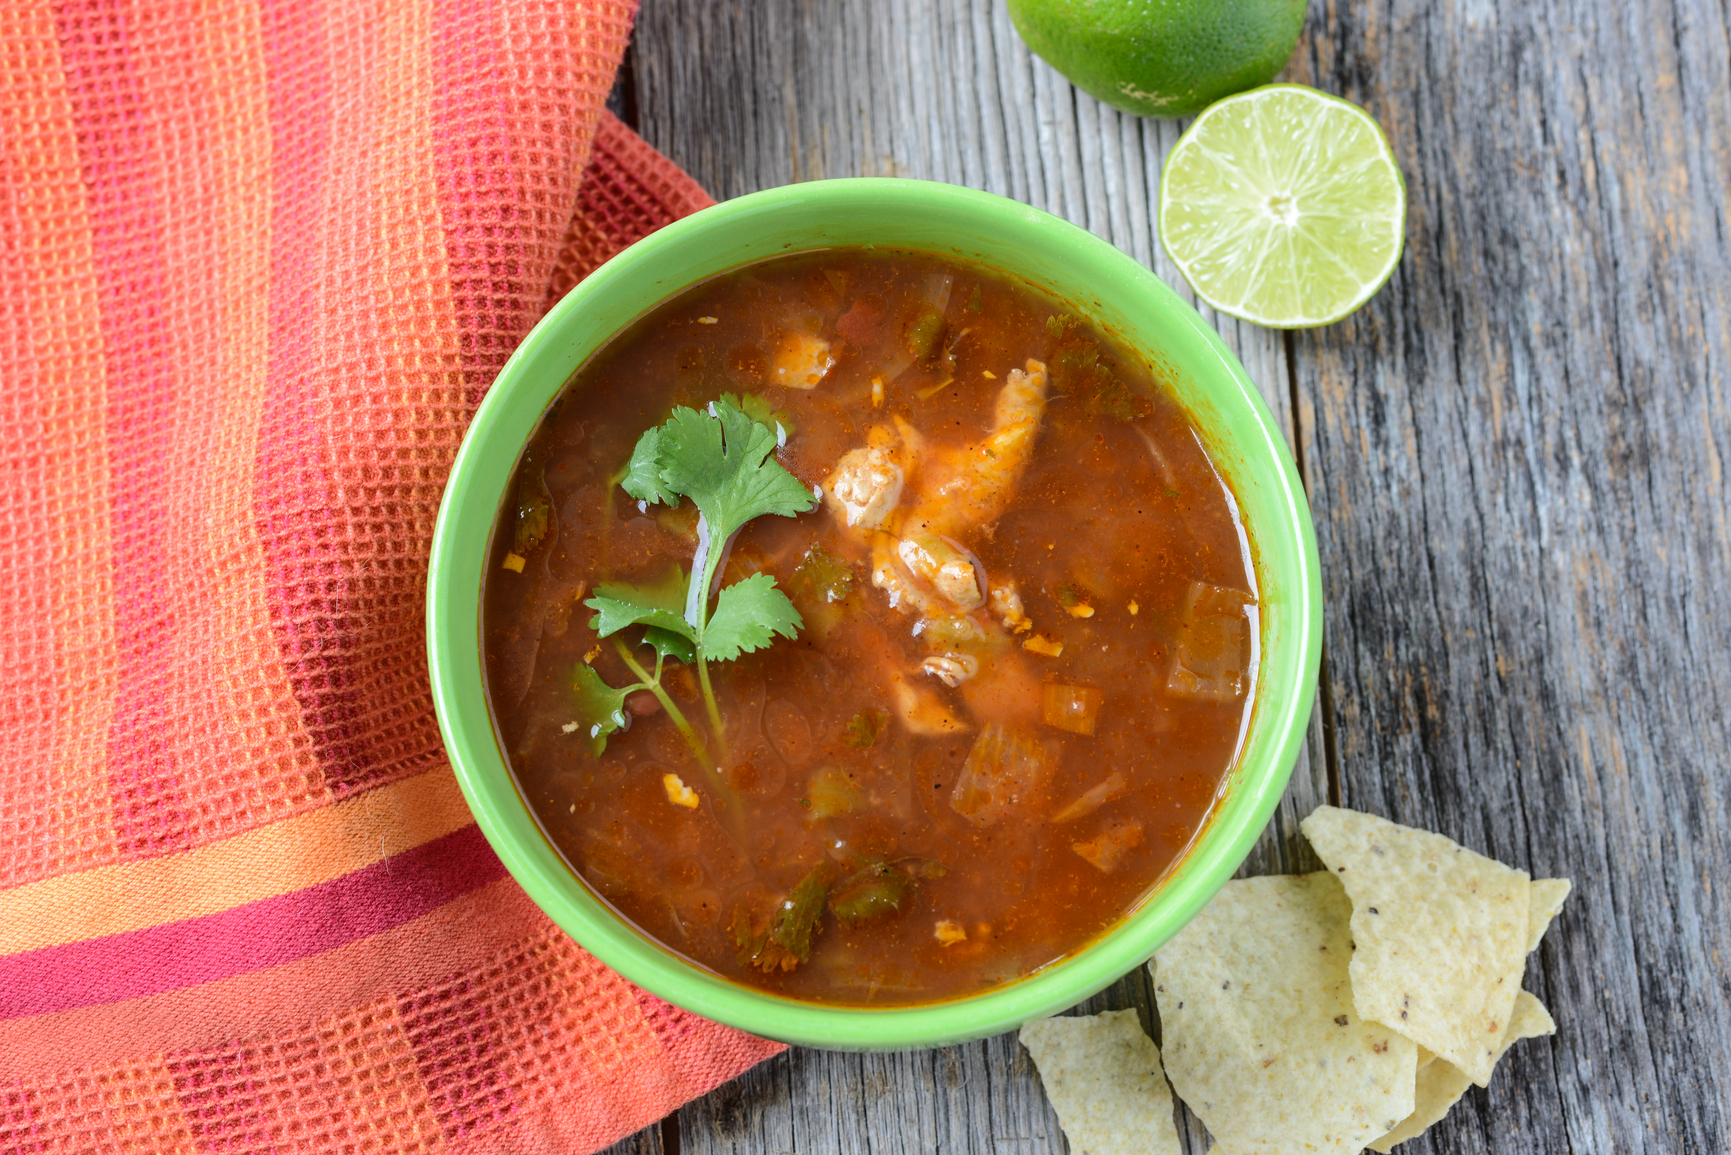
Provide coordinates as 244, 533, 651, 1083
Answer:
590, 398, 819, 772
586, 565, 698, 646
654, 400, 817, 532
571, 662, 632, 755
621, 426, 678, 506
600, 564, 688, 611
642, 626, 697, 664
586, 595, 696, 644
702, 572, 803, 662
720, 392, 796, 437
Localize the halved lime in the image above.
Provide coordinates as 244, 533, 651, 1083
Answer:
1159, 85, 1406, 328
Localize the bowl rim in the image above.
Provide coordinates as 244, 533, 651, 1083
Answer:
427, 177, 1322, 1051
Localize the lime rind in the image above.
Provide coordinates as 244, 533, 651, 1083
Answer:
1159, 84, 1407, 328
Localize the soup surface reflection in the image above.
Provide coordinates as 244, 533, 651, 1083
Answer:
483, 249, 1257, 1005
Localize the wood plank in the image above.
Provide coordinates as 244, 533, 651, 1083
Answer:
626, 4, 1329, 1154
609, 4, 1731, 1151
1282, 0, 1731, 1151
600, 1122, 665, 1155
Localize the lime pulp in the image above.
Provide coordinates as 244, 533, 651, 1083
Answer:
1159, 85, 1406, 328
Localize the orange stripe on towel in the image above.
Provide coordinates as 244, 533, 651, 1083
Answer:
0, 769, 475, 954
0, 0, 120, 890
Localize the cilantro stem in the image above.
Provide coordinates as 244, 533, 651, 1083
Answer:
612, 639, 741, 827
697, 655, 727, 755
688, 515, 732, 757
613, 639, 705, 764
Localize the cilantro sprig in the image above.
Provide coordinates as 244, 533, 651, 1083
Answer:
573, 398, 817, 781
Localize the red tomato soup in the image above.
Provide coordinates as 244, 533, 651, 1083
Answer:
483, 249, 1257, 1005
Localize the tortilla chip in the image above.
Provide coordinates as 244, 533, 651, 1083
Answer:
1368, 991, 1557, 1151
1152, 873, 1417, 1154
1527, 877, 1572, 952
1301, 806, 1530, 1086
1019, 1010, 1181, 1155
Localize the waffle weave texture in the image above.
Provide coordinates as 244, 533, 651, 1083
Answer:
0, 0, 781, 1149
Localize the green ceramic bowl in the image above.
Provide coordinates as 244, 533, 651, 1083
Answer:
427, 178, 1321, 1051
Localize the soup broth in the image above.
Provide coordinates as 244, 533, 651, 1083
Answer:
483, 249, 1257, 1005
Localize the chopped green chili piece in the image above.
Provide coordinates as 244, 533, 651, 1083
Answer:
845, 710, 889, 750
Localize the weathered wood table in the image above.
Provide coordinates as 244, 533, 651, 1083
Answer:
603, 1, 1731, 1151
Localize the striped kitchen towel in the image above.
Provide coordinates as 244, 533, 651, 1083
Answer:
0, 0, 778, 1150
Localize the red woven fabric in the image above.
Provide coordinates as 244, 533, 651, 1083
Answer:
0, 0, 777, 1149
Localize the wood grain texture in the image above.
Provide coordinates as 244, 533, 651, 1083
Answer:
1284, 1, 1731, 1152
605, 1123, 665, 1155
600, 0, 1731, 1150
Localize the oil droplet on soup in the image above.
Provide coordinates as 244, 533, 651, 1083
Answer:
482, 249, 1257, 1005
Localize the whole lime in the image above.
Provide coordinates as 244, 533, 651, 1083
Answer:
1007, 0, 1307, 119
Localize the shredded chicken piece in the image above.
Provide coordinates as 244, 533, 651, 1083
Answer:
921, 653, 979, 687
885, 666, 970, 736
896, 535, 984, 611
870, 533, 944, 618
902, 359, 1048, 537
826, 446, 904, 529
819, 363, 1054, 742
770, 331, 836, 389
989, 584, 1033, 634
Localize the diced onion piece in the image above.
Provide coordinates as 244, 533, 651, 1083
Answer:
501, 552, 527, 572
935, 919, 968, 946
1167, 580, 1255, 702
1072, 819, 1145, 873
1064, 603, 1095, 618
1128, 599, 1140, 615
1052, 770, 1130, 823
1024, 634, 1064, 657
1043, 683, 1104, 735
950, 724, 1052, 826
663, 773, 700, 809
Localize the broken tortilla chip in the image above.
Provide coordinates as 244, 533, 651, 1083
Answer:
1369, 991, 1557, 1151
1019, 1010, 1181, 1155
1527, 877, 1572, 952
1301, 806, 1530, 1087
1153, 872, 1417, 1154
